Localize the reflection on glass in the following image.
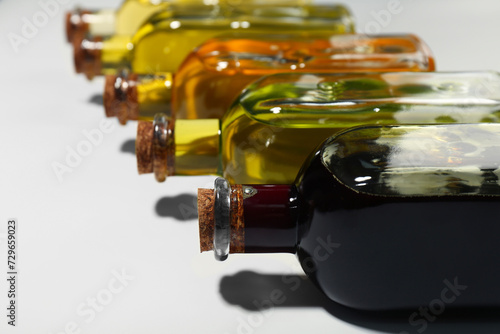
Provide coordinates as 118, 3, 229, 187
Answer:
323, 123, 500, 196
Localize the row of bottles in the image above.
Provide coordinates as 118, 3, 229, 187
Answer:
65, 0, 500, 311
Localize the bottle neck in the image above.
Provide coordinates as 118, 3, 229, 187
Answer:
241, 184, 298, 253
87, 9, 116, 36
104, 72, 173, 125
101, 36, 132, 73
66, 8, 117, 42
198, 179, 298, 260
136, 116, 220, 182
136, 73, 174, 119
74, 35, 131, 80
175, 119, 220, 176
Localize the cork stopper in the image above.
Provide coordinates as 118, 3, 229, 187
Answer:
136, 121, 154, 174
198, 188, 215, 252
73, 35, 102, 80
197, 182, 245, 256
65, 9, 91, 43
103, 75, 118, 118
103, 73, 139, 124
136, 115, 175, 181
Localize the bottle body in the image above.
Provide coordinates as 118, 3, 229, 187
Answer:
296, 123, 500, 310
171, 33, 434, 119
115, 0, 316, 38
200, 123, 500, 310
130, 5, 355, 74
220, 71, 500, 184
66, 0, 316, 42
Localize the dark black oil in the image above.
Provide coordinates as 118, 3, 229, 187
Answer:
294, 128, 500, 311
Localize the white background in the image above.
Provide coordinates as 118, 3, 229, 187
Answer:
1, 0, 500, 333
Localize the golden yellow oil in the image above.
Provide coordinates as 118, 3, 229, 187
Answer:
101, 36, 134, 74
136, 73, 174, 119
130, 5, 354, 73
175, 119, 220, 175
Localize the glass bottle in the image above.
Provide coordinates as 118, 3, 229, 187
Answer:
104, 33, 434, 124
65, 0, 315, 43
135, 71, 500, 184
197, 123, 500, 310
74, 4, 355, 79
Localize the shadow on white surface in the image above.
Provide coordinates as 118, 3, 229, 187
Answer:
120, 139, 136, 155
88, 93, 104, 106
155, 194, 198, 221
220, 271, 500, 334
